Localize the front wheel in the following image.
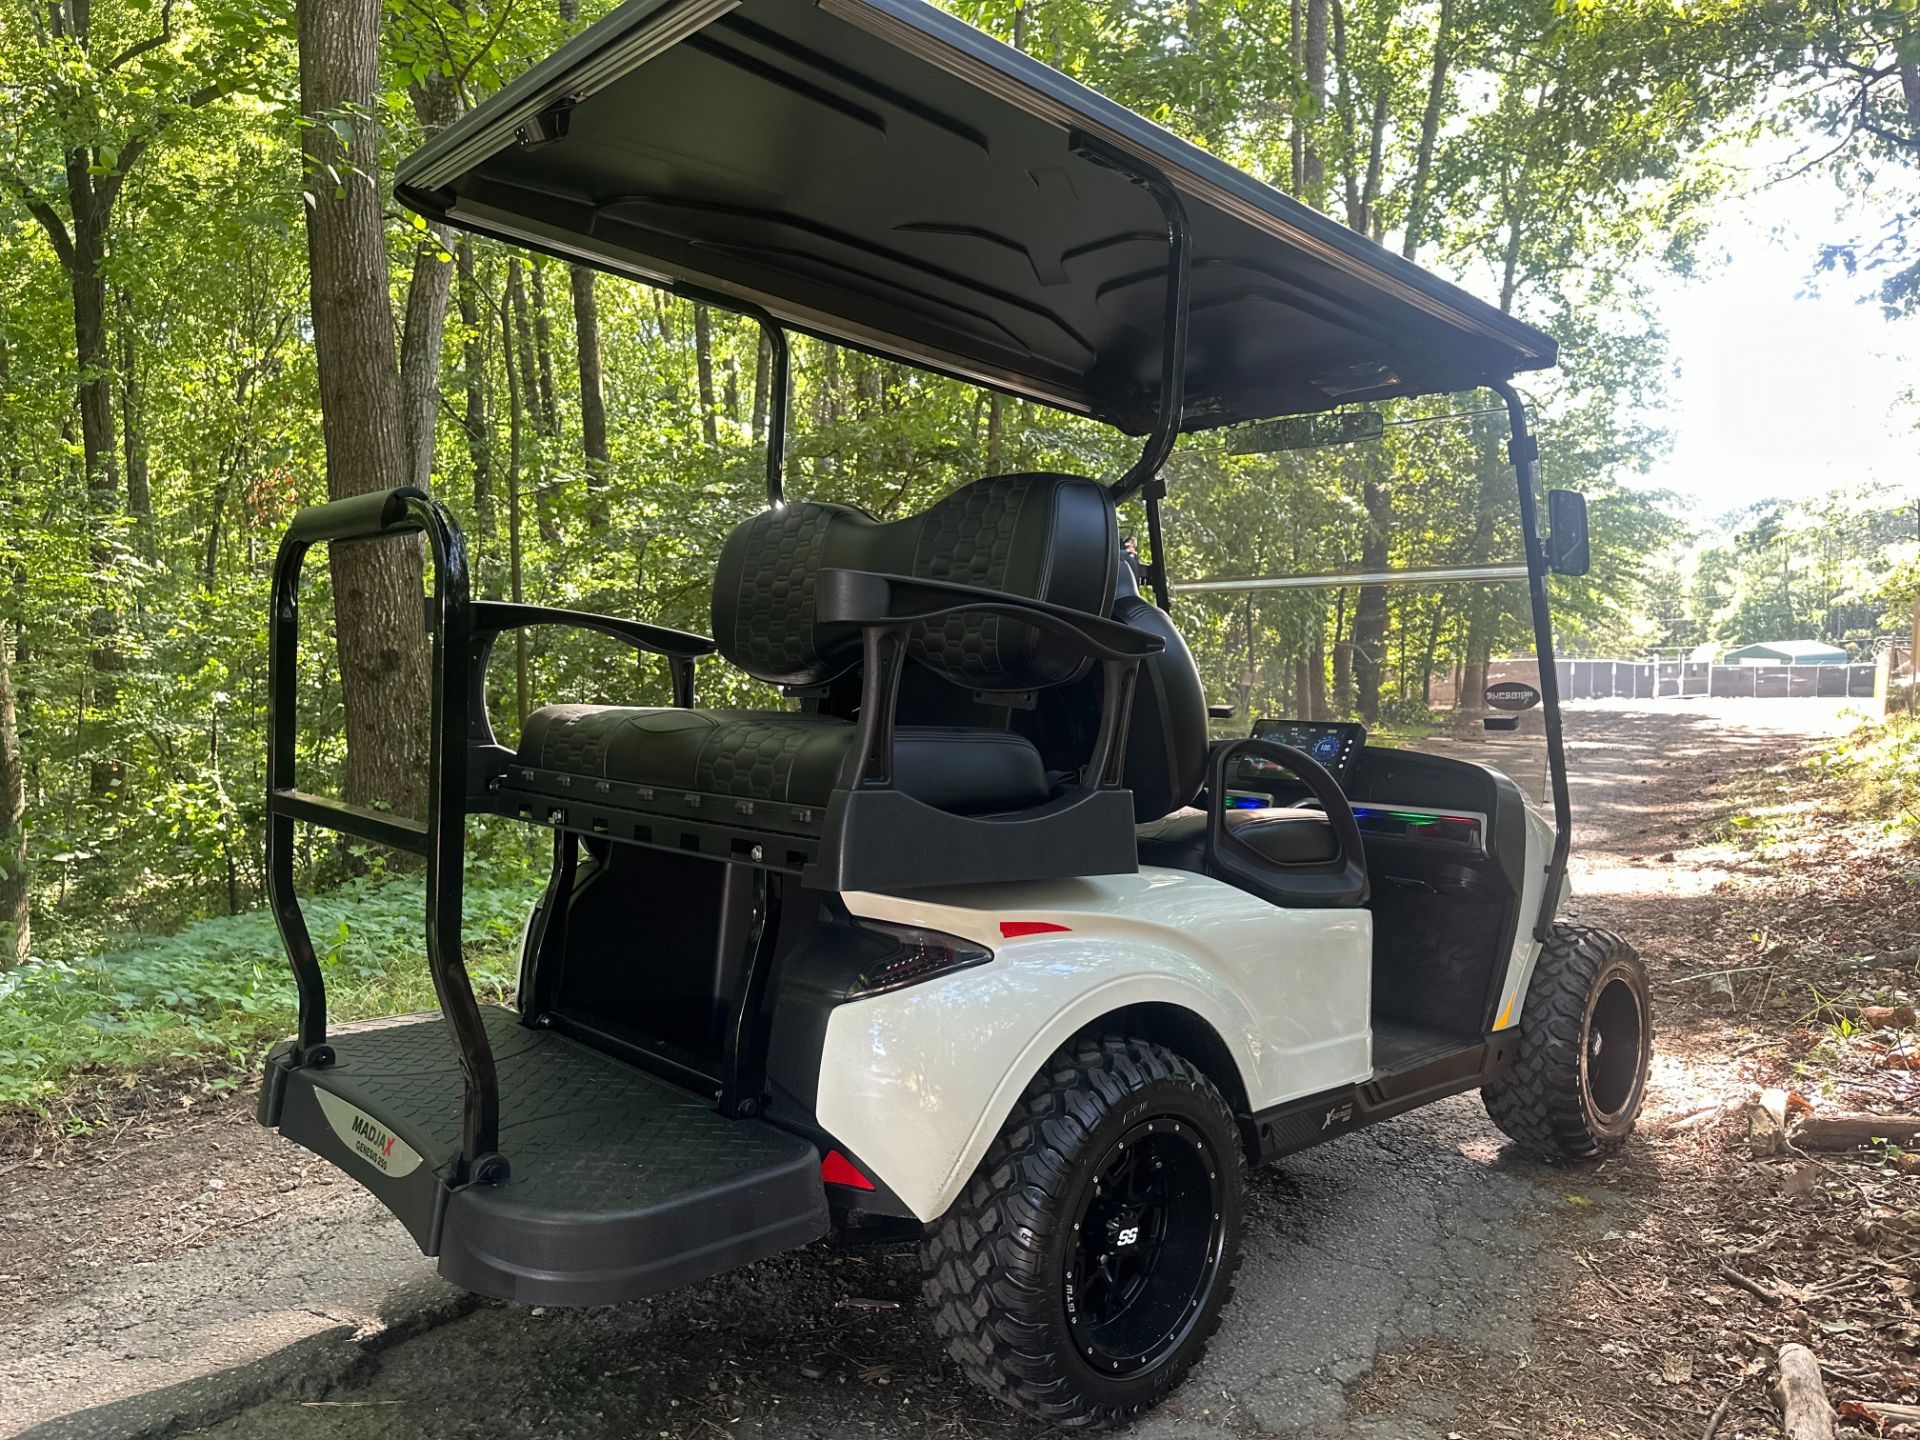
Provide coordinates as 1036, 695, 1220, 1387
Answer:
1483, 923, 1651, 1161
921, 1037, 1244, 1429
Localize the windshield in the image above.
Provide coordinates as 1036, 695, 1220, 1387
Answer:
1160, 405, 1555, 806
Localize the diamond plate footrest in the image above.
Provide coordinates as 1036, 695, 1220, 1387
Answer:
258, 1007, 828, 1305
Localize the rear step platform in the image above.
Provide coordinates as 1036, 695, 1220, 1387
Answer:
257, 1007, 828, 1306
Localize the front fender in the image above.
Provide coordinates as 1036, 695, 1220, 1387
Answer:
821, 871, 1371, 1220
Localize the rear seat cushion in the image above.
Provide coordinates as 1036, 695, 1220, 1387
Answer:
1136, 805, 1337, 872
518, 704, 1050, 815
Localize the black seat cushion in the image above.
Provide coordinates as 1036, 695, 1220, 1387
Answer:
1136, 806, 1337, 872
520, 704, 1050, 815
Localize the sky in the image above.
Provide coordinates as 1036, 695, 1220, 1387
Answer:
1636, 154, 1919, 519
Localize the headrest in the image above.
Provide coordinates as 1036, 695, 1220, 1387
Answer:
712, 473, 1118, 692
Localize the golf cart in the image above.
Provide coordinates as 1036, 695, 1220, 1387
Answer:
254, 0, 1652, 1425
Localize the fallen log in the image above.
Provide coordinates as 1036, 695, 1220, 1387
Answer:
1772, 1344, 1835, 1440
1788, 1113, 1920, 1151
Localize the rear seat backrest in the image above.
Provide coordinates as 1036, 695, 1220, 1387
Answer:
711, 473, 1118, 693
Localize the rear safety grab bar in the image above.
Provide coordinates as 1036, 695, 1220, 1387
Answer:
267, 485, 507, 1185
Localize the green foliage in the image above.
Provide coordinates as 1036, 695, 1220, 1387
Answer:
1810, 715, 1920, 842
0, 843, 542, 1111
1673, 488, 1915, 651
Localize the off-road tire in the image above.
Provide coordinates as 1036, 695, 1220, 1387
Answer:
1483, 923, 1651, 1161
921, 1037, 1244, 1429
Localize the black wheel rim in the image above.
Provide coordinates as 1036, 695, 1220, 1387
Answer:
1063, 1117, 1226, 1378
1585, 975, 1645, 1120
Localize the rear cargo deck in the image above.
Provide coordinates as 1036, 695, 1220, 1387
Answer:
258, 1007, 828, 1306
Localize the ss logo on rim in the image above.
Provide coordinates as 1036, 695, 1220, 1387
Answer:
1116, 1226, 1140, 1246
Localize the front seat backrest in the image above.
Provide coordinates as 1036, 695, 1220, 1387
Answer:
1111, 560, 1210, 822
711, 473, 1117, 693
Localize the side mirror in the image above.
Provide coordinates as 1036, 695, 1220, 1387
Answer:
1546, 489, 1590, 576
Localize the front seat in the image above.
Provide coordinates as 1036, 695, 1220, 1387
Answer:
1107, 559, 1363, 906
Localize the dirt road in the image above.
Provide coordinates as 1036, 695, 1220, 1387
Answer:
4, 698, 1872, 1440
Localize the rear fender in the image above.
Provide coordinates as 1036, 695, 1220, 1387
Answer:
821, 871, 1371, 1220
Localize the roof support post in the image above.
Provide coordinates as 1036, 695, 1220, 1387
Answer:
672, 282, 789, 506
760, 319, 790, 508
1075, 132, 1191, 611
1492, 379, 1570, 942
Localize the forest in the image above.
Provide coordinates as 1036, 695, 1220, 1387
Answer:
0, 0, 1916, 1075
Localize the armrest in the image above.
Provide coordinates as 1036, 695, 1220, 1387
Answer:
472, 601, 715, 660
820, 569, 1155, 798
815, 569, 1165, 662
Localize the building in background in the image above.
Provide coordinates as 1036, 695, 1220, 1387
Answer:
1723, 640, 1849, 666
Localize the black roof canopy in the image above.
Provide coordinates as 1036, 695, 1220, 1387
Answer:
397, 0, 1556, 434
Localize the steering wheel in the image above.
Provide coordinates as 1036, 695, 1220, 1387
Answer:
1203, 738, 1370, 908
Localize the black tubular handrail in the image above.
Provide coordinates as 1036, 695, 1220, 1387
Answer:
266, 485, 507, 1185
471, 601, 713, 711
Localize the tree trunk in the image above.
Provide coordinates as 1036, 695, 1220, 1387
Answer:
1289, 0, 1306, 192
986, 396, 1005, 471
1360, 90, 1388, 242
456, 241, 497, 566
68, 182, 123, 797
1331, 0, 1361, 228
117, 289, 152, 551
1330, 589, 1353, 713
297, 0, 431, 821
569, 263, 610, 529
751, 333, 772, 442
1420, 603, 1444, 705
1302, 0, 1329, 203
0, 624, 26, 971
1352, 465, 1391, 723
67, 170, 120, 516
693, 302, 718, 444
529, 259, 559, 436
1307, 630, 1327, 719
1402, 0, 1452, 261
506, 258, 556, 543
397, 61, 461, 495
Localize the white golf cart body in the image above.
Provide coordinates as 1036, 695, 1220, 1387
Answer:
828, 805, 1558, 1221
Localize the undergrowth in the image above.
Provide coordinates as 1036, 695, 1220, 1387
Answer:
0, 849, 543, 1122
1808, 712, 1920, 841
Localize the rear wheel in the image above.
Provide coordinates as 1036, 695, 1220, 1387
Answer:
921, 1037, 1243, 1429
1483, 924, 1651, 1161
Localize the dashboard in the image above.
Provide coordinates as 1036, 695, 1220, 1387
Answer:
1244, 719, 1366, 787
1228, 718, 1489, 857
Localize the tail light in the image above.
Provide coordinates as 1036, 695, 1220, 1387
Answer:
848, 921, 993, 997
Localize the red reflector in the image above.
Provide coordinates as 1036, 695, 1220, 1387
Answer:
999, 921, 1072, 938
820, 1150, 875, 1190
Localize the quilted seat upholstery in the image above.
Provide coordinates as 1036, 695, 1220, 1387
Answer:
518, 704, 1050, 814
712, 472, 1117, 690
